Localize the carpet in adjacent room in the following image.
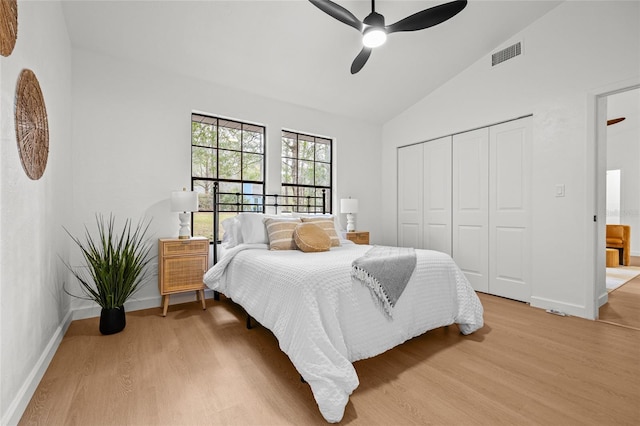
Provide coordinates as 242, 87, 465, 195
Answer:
605, 266, 640, 292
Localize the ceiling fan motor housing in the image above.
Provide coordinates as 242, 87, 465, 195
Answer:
363, 11, 385, 28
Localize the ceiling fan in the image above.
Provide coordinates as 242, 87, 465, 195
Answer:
309, 0, 468, 74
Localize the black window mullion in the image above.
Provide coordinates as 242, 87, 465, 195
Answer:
240, 124, 243, 183
313, 139, 317, 186
215, 118, 220, 180
295, 133, 300, 186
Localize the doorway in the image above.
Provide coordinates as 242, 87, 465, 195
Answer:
595, 85, 640, 325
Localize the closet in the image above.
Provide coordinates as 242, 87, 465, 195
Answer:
398, 116, 531, 302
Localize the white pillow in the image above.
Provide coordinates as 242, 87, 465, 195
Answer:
221, 216, 241, 248
237, 213, 271, 244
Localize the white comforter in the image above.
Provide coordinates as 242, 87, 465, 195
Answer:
203, 242, 483, 423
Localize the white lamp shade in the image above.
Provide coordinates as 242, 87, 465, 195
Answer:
340, 198, 358, 214
171, 190, 199, 212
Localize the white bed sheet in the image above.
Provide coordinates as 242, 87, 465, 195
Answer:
203, 243, 483, 423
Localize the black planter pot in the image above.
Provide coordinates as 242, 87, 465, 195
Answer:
99, 306, 126, 335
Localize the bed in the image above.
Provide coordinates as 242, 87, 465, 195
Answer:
202, 187, 484, 423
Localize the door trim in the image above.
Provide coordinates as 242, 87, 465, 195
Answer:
588, 79, 640, 319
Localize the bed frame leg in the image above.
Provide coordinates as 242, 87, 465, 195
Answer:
246, 314, 253, 329
213, 291, 220, 301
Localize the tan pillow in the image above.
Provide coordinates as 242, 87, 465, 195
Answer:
300, 217, 341, 247
263, 218, 301, 250
294, 223, 331, 253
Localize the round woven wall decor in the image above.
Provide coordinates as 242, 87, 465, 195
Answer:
15, 69, 49, 180
0, 0, 18, 56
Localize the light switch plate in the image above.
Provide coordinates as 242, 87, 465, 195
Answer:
555, 184, 565, 197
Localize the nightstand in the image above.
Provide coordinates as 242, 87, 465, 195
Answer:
158, 237, 209, 316
345, 231, 369, 245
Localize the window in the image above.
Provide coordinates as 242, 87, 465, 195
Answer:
281, 130, 332, 213
191, 113, 265, 241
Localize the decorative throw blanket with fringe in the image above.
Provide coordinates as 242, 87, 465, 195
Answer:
351, 246, 417, 318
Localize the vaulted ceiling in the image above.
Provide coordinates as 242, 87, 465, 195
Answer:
61, 0, 563, 123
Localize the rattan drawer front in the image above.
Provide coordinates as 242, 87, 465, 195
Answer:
346, 231, 369, 245
162, 256, 206, 293
162, 240, 208, 257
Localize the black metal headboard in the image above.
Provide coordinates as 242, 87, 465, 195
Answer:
212, 182, 326, 264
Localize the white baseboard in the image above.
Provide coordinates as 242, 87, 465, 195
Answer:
2, 309, 73, 426
72, 289, 216, 320
597, 291, 609, 310
5, 289, 217, 425
530, 296, 590, 319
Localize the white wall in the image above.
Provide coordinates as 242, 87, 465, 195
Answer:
607, 88, 640, 256
0, 1, 73, 424
69, 48, 382, 314
381, 1, 640, 318
605, 169, 621, 224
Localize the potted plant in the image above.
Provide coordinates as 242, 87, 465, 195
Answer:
64, 214, 154, 335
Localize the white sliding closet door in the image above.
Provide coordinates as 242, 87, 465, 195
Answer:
398, 143, 423, 248
489, 117, 532, 302
397, 116, 531, 301
453, 129, 489, 293
423, 137, 452, 255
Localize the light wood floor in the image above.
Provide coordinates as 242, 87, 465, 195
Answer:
600, 255, 640, 330
21, 293, 639, 425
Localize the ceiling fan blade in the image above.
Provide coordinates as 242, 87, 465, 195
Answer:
309, 0, 363, 32
351, 47, 372, 74
387, 0, 467, 33
607, 117, 626, 126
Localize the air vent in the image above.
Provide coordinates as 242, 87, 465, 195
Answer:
492, 42, 522, 66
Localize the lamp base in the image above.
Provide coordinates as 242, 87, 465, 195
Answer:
346, 213, 355, 232
178, 212, 191, 239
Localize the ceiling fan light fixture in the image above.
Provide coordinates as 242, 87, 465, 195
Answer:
362, 27, 386, 48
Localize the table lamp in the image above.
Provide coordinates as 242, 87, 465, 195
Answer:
340, 198, 358, 232
171, 188, 199, 239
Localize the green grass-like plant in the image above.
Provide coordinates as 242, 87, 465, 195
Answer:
64, 214, 154, 309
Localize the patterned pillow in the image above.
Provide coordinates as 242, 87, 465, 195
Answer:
294, 223, 331, 253
300, 217, 341, 247
263, 218, 301, 250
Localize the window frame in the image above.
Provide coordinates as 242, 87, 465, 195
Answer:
191, 113, 266, 242
281, 129, 333, 214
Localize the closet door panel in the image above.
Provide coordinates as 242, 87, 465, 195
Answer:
423, 136, 452, 255
453, 129, 489, 292
495, 226, 526, 283
398, 143, 424, 248
495, 136, 524, 210
489, 117, 532, 302
455, 225, 486, 282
